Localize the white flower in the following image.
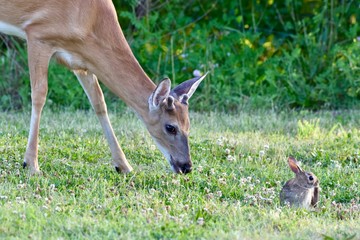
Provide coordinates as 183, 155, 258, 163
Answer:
225, 148, 231, 155
259, 150, 265, 157
315, 162, 322, 166
193, 69, 202, 77
171, 179, 180, 186
227, 155, 235, 161
197, 217, 205, 225
149, 188, 156, 195
218, 178, 226, 185
206, 193, 214, 199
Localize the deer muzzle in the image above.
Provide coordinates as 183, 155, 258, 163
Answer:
170, 155, 192, 174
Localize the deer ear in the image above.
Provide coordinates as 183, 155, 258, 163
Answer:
149, 78, 171, 110
288, 156, 303, 174
171, 72, 208, 105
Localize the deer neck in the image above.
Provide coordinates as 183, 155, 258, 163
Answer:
81, 31, 156, 122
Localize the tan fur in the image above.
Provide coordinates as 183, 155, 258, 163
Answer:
0, 0, 205, 174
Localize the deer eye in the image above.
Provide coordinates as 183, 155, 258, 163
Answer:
165, 124, 177, 135
309, 176, 314, 181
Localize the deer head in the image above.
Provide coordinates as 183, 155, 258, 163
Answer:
145, 73, 207, 174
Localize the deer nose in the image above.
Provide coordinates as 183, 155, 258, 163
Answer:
180, 162, 192, 174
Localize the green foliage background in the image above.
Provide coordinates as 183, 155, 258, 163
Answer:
0, 0, 359, 111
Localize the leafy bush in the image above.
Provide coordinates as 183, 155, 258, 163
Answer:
0, 36, 28, 110
0, 0, 359, 111
118, 0, 360, 111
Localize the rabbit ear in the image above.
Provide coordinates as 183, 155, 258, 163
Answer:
288, 157, 303, 174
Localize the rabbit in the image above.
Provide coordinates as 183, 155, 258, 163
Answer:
280, 156, 319, 208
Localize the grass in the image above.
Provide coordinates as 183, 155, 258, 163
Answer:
0, 109, 359, 239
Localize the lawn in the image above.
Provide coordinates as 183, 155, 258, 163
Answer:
0, 109, 359, 239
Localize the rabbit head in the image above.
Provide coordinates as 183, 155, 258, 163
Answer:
288, 156, 318, 188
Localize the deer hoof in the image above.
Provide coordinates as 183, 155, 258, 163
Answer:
115, 166, 133, 174
23, 162, 42, 175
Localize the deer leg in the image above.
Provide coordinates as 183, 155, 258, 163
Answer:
23, 39, 53, 174
74, 70, 133, 173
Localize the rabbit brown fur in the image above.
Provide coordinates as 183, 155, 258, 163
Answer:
280, 157, 319, 208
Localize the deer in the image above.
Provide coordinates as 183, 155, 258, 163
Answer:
0, 0, 207, 175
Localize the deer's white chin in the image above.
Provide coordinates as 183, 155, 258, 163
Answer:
169, 155, 181, 173
152, 138, 176, 172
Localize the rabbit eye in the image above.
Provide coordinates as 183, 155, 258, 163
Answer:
309, 176, 314, 181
